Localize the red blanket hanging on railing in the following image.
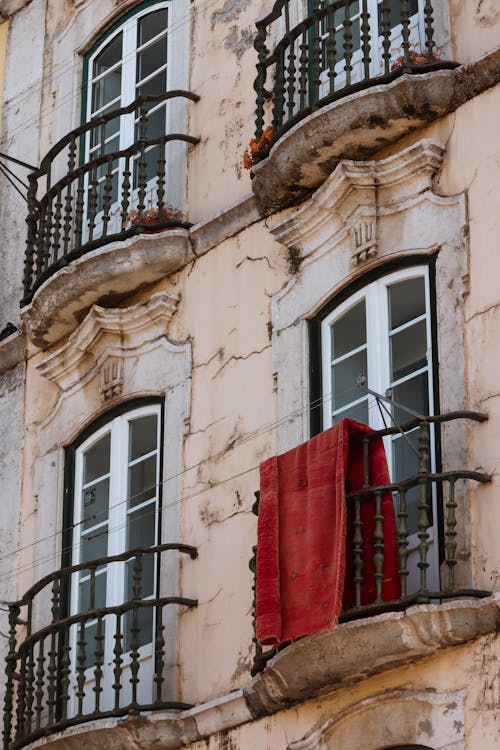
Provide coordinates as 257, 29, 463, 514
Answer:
256, 418, 400, 646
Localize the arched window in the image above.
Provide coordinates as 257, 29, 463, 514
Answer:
65, 401, 162, 711
82, 1, 187, 232
312, 263, 440, 591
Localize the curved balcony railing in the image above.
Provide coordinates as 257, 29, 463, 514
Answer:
253, 0, 458, 159
250, 411, 491, 674
3, 543, 198, 750
21, 91, 199, 306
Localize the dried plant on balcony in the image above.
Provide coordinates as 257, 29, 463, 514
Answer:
391, 47, 442, 71
122, 201, 183, 230
243, 125, 273, 169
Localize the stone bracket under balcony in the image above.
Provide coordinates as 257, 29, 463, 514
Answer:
243, 594, 500, 718
251, 49, 500, 215
21, 229, 193, 348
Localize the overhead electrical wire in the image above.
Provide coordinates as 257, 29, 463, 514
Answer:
0, 385, 412, 590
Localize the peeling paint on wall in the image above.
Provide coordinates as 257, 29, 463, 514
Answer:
211, 0, 250, 28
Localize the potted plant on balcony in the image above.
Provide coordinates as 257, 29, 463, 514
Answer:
122, 201, 184, 231
391, 45, 442, 71
243, 125, 273, 169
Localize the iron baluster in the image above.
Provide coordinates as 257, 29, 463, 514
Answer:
155, 139, 166, 227
417, 422, 431, 598
35, 198, 47, 278
23, 174, 38, 303
360, 0, 371, 80
15, 647, 28, 742
62, 175, 74, 257
74, 172, 85, 248
34, 638, 45, 730
272, 47, 286, 134
3, 603, 19, 750
62, 137, 77, 257
310, 0, 322, 104
75, 621, 87, 717
254, 24, 268, 142
59, 628, 71, 722
113, 613, 123, 711
298, 33, 309, 110
101, 159, 113, 237
379, 1, 392, 75
93, 615, 104, 713
352, 494, 363, 607
373, 490, 384, 603
136, 105, 149, 223
129, 554, 143, 707
87, 165, 98, 243
400, 0, 411, 66
47, 577, 61, 726
120, 155, 131, 231
397, 490, 409, 596
445, 478, 457, 590
325, 5, 337, 95
424, 0, 435, 61
25, 642, 36, 737
153, 604, 165, 704
343, 0, 354, 88
286, 39, 297, 120
51, 188, 63, 263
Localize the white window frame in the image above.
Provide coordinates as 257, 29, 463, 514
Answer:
84, 1, 187, 223
320, 266, 439, 591
69, 402, 162, 712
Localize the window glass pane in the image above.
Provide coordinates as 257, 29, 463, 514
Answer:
332, 398, 369, 426
388, 276, 426, 330
138, 9, 168, 47
390, 319, 427, 381
123, 603, 154, 651
378, 0, 419, 28
83, 433, 110, 483
128, 455, 157, 508
79, 527, 108, 563
136, 35, 168, 83
331, 299, 366, 359
393, 430, 432, 533
93, 34, 122, 78
90, 111, 120, 150
78, 569, 107, 612
81, 477, 110, 530
128, 506, 156, 550
392, 372, 429, 424
91, 68, 122, 114
129, 415, 158, 461
79, 620, 107, 671
332, 348, 367, 410
136, 68, 167, 100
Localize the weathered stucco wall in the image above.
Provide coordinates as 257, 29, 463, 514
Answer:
450, 0, 500, 63
1, 0, 499, 748
0, 20, 8, 128
0, 363, 24, 708
0, 0, 44, 327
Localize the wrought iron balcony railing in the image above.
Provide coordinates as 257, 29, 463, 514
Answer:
249, 411, 491, 675
253, 0, 458, 159
21, 91, 199, 307
3, 543, 198, 750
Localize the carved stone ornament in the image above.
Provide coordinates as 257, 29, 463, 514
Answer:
269, 139, 444, 264
36, 292, 178, 392
99, 356, 123, 401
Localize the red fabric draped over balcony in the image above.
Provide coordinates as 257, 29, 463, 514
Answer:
256, 419, 400, 646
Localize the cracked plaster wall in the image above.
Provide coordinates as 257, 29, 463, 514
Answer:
451, 0, 500, 63
183, 631, 500, 749
0, 363, 24, 711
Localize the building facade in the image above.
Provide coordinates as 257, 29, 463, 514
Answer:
0, 1, 499, 749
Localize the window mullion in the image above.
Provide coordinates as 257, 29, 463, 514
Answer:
107, 417, 125, 607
